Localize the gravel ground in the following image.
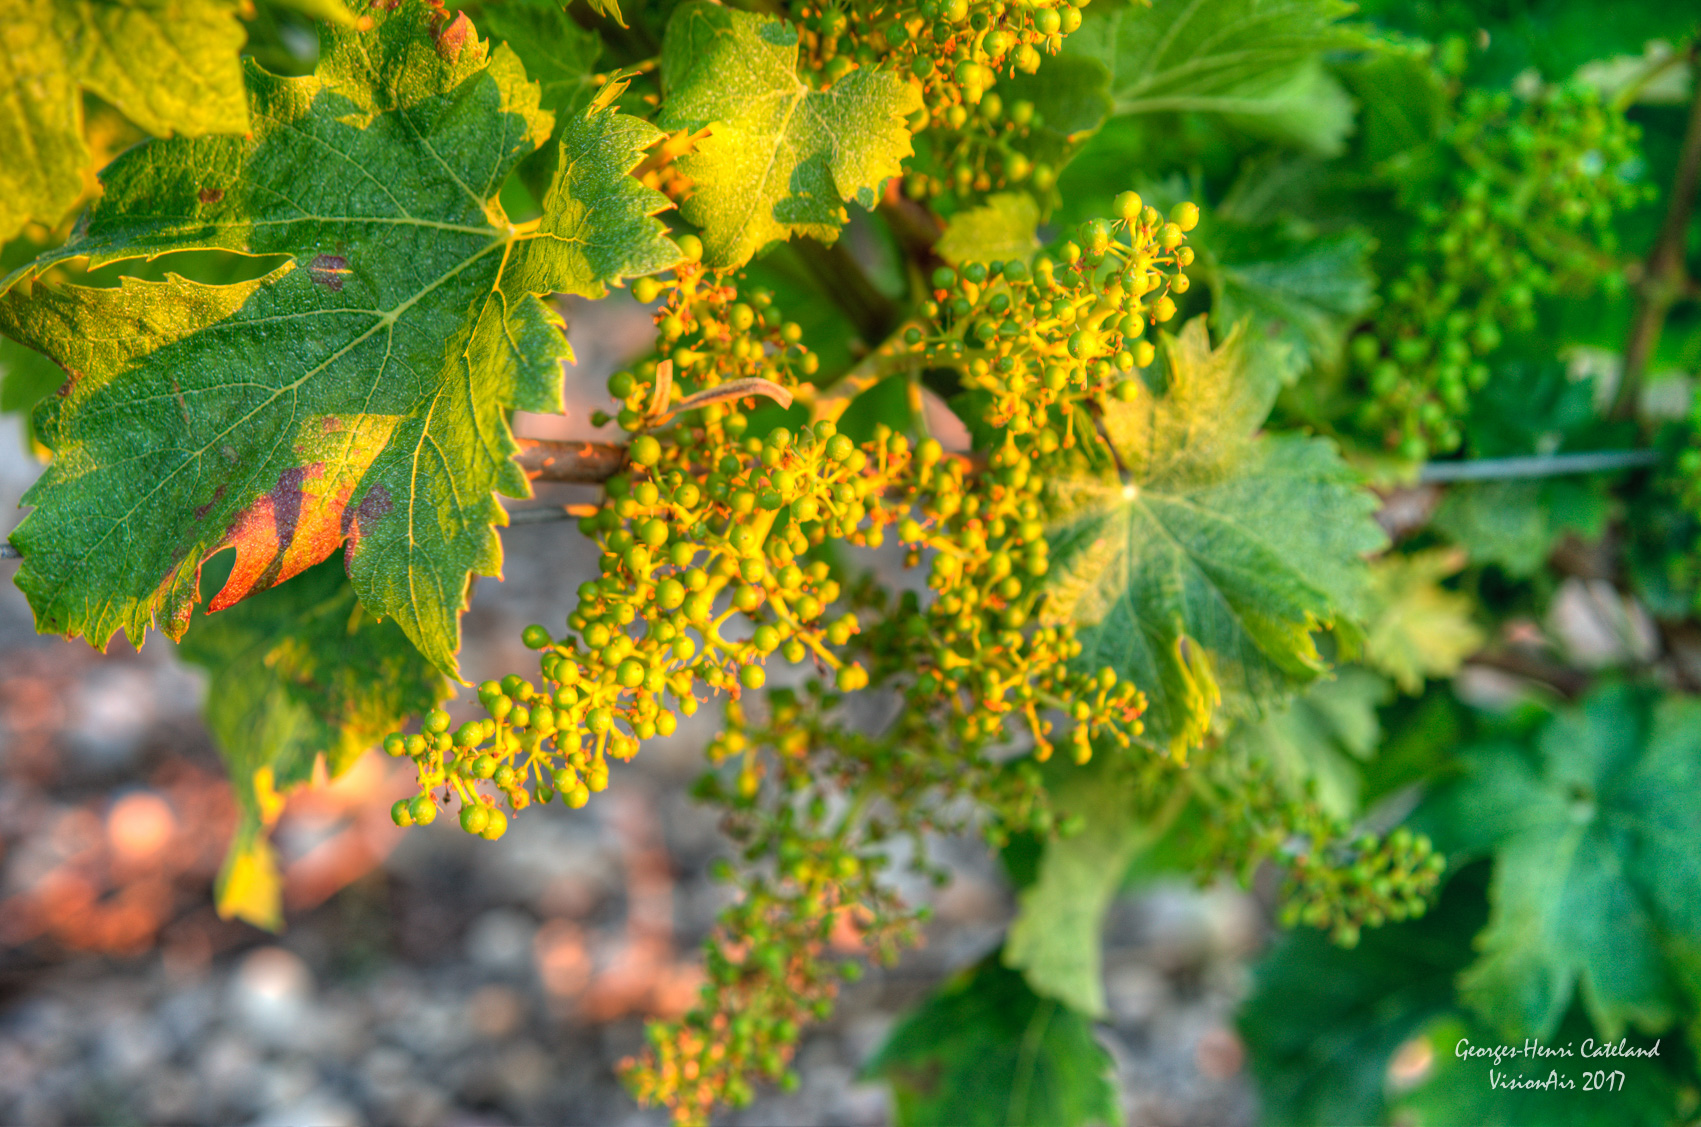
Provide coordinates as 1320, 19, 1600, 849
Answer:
0, 296, 1262, 1127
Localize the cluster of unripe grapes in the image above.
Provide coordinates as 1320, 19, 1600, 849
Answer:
903, 89, 1060, 203
889, 441, 1147, 761
909, 192, 1196, 436
784, 0, 1082, 125
1283, 828, 1448, 947
1200, 755, 1446, 948
625, 696, 920, 1118
623, 200, 1210, 1119
1353, 81, 1648, 458
380, 250, 904, 838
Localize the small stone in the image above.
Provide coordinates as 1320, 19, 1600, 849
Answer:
229, 947, 314, 1048
465, 909, 537, 975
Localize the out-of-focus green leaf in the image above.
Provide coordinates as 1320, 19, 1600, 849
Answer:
181, 556, 447, 929
1364, 548, 1485, 693
1432, 480, 1610, 578
1337, 50, 1450, 167
1423, 685, 1701, 1041
936, 192, 1042, 266
864, 950, 1123, 1127
1202, 217, 1377, 381
1067, 0, 1373, 119
1219, 60, 1357, 155
268, 0, 358, 24
1356, 0, 1701, 88
1005, 760, 1185, 1016
1224, 667, 1390, 819
482, 0, 602, 117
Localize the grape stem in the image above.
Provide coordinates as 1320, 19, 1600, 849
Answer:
1612, 42, 1701, 421
515, 437, 627, 482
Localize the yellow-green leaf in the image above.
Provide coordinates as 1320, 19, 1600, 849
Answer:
1364, 548, 1485, 694
935, 192, 1042, 267
0, 0, 250, 242
659, 2, 920, 267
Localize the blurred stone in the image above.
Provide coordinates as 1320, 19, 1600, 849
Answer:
495, 1040, 552, 1103
230, 946, 315, 1048
1137, 884, 1216, 973
932, 872, 1005, 925
248, 1091, 361, 1127
1194, 1026, 1245, 1080
96, 1009, 168, 1079
467, 984, 524, 1039
1548, 577, 1658, 669
157, 981, 217, 1051
383, 995, 471, 1058
465, 909, 537, 976
841, 1012, 894, 1066
307, 995, 372, 1062
145, 1066, 199, 1122
258, 1060, 318, 1111
1107, 962, 1169, 1025
198, 1033, 263, 1110
106, 791, 176, 865
64, 667, 157, 768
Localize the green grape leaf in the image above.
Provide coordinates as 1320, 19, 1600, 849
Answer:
482, 0, 601, 118
1202, 220, 1377, 383
1045, 317, 1386, 755
936, 192, 1042, 266
1005, 761, 1186, 1016
581, 0, 625, 27
864, 950, 1123, 1127
1241, 862, 1490, 1127
1363, 548, 1484, 694
1425, 685, 1701, 1042
998, 53, 1115, 138
0, 2, 679, 677
180, 556, 447, 930
0, 0, 250, 242
659, 2, 921, 267
1336, 51, 1450, 166
1224, 666, 1390, 820
1220, 59, 1356, 155
1432, 480, 1609, 579
1066, 0, 1372, 120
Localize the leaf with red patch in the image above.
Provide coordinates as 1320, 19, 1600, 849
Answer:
0, 0, 680, 677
